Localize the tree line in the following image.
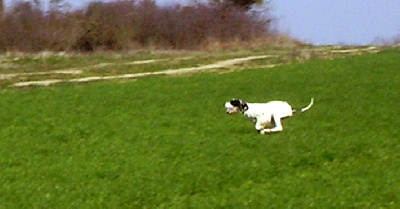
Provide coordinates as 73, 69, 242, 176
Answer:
0, 0, 273, 52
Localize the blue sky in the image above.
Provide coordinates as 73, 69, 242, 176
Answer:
4, 0, 400, 45
269, 0, 400, 45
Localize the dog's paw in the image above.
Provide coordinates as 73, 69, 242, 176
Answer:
260, 129, 272, 135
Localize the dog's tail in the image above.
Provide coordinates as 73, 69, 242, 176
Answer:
292, 98, 314, 113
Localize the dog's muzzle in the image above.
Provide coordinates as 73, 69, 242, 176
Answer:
226, 108, 236, 114
225, 102, 238, 114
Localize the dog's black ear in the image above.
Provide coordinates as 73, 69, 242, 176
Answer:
230, 99, 241, 107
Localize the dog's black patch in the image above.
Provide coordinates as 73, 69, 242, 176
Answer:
230, 99, 242, 107
230, 99, 248, 112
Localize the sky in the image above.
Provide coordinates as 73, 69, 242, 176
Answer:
4, 0, 400, 45
269, 0, 400, 45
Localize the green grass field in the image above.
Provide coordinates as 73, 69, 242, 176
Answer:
0, 49, 399, 208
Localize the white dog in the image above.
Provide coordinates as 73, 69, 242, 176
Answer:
225, 98, 314, 134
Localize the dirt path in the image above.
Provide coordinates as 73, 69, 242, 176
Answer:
1, 59, 166, 81
9, 46, 382, 87
12, 55, 273, 87
0, 70, 82, 80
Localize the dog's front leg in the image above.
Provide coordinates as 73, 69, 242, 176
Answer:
261, 115, 283, 134
255, 121, 266, 134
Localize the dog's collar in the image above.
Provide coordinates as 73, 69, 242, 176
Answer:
241, 102, 249, 112
237, 101, 248, 113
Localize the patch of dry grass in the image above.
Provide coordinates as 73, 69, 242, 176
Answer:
0, 46, 384, 88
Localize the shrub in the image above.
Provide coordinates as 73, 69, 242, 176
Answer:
0, 1, 46, 51
0, 0, 273, 52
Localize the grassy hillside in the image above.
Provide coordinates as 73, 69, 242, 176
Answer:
0, 50, 399, 208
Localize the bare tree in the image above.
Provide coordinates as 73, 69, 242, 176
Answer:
0, 0, 4, 18
49, 0, 71, 13
211, 0, 263, 10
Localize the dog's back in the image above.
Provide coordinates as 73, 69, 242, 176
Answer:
246, 101, 293, 118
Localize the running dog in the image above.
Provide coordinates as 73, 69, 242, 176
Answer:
224, 98, 314, 134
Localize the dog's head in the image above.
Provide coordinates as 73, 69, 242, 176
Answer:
224, 99, 248, 114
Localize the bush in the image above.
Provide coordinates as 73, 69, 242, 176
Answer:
0, 1, 46, 51
0, 0, 273, 52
